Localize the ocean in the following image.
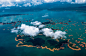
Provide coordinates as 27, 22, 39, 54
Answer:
0, 1, 86, 56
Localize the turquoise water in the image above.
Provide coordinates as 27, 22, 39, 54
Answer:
0, 10, 86, 56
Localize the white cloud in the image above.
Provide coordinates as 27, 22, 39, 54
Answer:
53, 30, 67, 39
31, 21, 41, 25
41, 28, 67, 39
75, 0, 86, 3
20, 24, 39, 36
16, 0, 21, 2
11, 21, 67, 39
1, 2, 15, 7
0, 0, 25, 2
60, 0, 72, 2
31, 0, 42, 5
39, 24, 45, 28
23, 3, 32, 7
41, 28, 54, 37
0, 0, 86, 8
11, 28, 18, 34
42, 15, 49, 17
40, 0, 86, 4
11, 24, 40, 37
0, 0, 42, 7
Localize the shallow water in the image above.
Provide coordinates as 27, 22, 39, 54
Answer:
0, 10, 86, 56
